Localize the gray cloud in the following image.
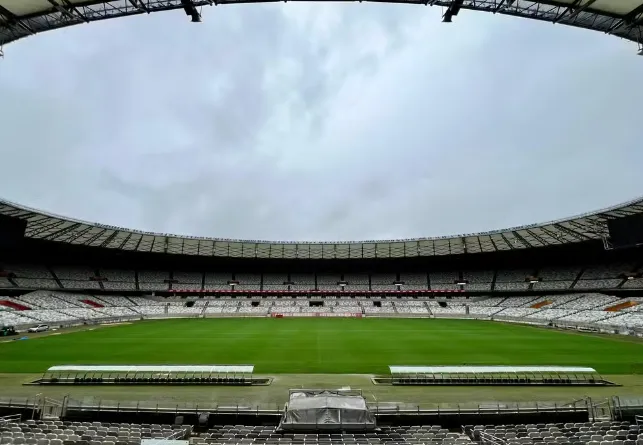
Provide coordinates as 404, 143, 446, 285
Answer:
0, 4, 642, 242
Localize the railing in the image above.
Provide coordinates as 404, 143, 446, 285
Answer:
6, 311, 643, 336
0, 396, 586, 417
163, 425, 192, 440
0, 414, 22, 423
479, 431, 507, 445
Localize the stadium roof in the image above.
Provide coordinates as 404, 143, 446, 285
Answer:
1, 0, 642, 48
47, 365, 254, 374
1, 196, 643, 258
388, 366, 598, 374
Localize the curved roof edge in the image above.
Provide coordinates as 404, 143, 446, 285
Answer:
1, 196, 642, 258
1, 0, 642, 49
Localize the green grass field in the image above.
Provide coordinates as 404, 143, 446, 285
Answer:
1, 318, 643, 374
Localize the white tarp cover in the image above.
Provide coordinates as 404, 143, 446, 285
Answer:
279, 391, 375, 430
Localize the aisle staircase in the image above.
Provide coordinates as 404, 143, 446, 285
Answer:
200, 300, 210, 318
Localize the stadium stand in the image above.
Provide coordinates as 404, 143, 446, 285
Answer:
99, 269, 137, 291
137, 270, 169, 291
3, 289, 643, 328
466, 420, 642, 445
0, 419, 190, 443
430, 271, 459, 287
371, 273, 397, 290
262, 274, 289, 291
204, 273, 232, 291
461, 270, 494, 291
6, 264, 59, 289
2, 413, 643, 445
400, 273, 428, 290
54, 266, 101, 290
532, 280, 575, 290
235, 274, 261, 291
343, 273, 370, 292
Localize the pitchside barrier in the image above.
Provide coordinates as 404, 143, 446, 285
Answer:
270, 312, 362, 318
0, 395, 600, 426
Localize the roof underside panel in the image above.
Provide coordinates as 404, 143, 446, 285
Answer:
1, 1, 642, 47
1, 195, 642, 258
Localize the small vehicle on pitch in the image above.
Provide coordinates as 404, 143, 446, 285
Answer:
27, 324, 49, 333
1, 325, 17, 336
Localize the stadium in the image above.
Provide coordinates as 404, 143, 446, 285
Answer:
2, 0, 643, 444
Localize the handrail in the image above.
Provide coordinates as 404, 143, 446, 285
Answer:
0, 414, 21, 423
479, 431, 507, 445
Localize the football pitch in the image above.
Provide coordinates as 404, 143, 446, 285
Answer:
2, 318, 643, 375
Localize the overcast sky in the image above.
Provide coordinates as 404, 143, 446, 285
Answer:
0, 3, 642, 242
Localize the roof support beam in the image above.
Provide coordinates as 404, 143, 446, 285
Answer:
181, 0, 201, 22
128, 0, 150, 13
85, 228, 109, 246
41, 223, 81, 241
494, 0, 515, 14
525, 228, 549, 246
608, 2, 643, 33
117, 232, 133, 250
487, 236, 499, 252
61, 0, 89, 22
0, 4, 35, 35
60, 224, 95, 243
554, 0, 597, 23
99, 230, 119, 248
28, 219, 67, 238
539, 225, 568, 243
567, 219, 602, 237
511, 231, 533, 248
46, 0, 75, 20
133, 234, 144, 251
499, 233, 515, 250
552, 223, 589, 242
442, 0, 463, 22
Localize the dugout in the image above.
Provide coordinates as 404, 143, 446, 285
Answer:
38, 365, 254, 385
389, 366, 613, 386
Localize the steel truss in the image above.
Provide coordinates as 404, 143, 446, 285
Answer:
1, 0, 642, 48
